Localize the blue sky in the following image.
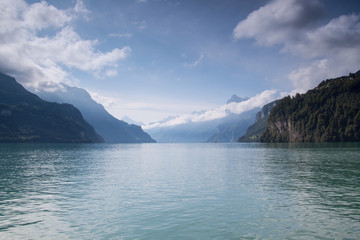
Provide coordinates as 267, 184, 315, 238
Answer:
1, 0, 360, 124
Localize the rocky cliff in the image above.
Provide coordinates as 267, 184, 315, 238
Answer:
238, 100, 278, 142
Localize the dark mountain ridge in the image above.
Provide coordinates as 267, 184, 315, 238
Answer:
0, 72, 103, 143
36, 85, 155, 143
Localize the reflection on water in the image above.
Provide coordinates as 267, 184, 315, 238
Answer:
0, 143, 359, 239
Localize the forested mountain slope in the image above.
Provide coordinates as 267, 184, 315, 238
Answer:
0, 72, 103, 143
261, 72, 360, 142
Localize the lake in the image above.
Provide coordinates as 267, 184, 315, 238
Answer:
0, 143, 359, 239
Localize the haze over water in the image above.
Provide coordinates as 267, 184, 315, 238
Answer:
0, 143, 359, 239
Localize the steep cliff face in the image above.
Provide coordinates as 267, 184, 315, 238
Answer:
254, 100, 278, 122
262, 119, 302, 142
261, 71, 360, 143
238, 100, 278, 142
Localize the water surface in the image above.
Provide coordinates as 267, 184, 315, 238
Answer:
0, 143, 359, 239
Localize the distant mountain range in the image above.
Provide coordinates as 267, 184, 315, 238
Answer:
147, 119, 221, 143
207, 109, 259, 142
8, 68, 357, 144
0, 72, 103, 143
36, 84, 155, 143
261, 71, 360, 142
147, 95, 258, 143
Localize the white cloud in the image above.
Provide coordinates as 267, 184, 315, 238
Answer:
233, 0, 323, 47
145, 89, 279, 129
73, 0, 90, 19
289, 59, 331, 92
0, 0, 130, 88
284, 14, 360, 59
233, 0, 360, 91
23, 1, 71, 30
88, 91, 218, 125
105, 69, 118, 77
184, 53, 204, 67
29, 27, 130, 71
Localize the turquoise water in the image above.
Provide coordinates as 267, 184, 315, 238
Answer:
0, 143, 359, 239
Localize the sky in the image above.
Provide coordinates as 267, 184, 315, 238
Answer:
0, 0, 359, 125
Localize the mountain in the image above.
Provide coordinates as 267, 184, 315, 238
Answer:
147, 95, 258, 143
226, 94, 249, 104
238, 100, 278, 142
121, 116, 144, 126
261, 71, 360, 143
36, 85, 155, 143
207, 109, 259, 142
147, 120, 221, 143
148, 110, 258, 143
0, 72, 103, 143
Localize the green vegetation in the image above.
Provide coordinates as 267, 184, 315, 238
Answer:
261, 72, 360, 142
0, 72, 103, 143
238, 117, 267, 142
238, 100, 278, 142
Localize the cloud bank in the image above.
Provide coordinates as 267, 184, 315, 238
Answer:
233, 0, 360, 92
88, 90, 221, 125
145, 89, 280, 129
0, 0, 130, 88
